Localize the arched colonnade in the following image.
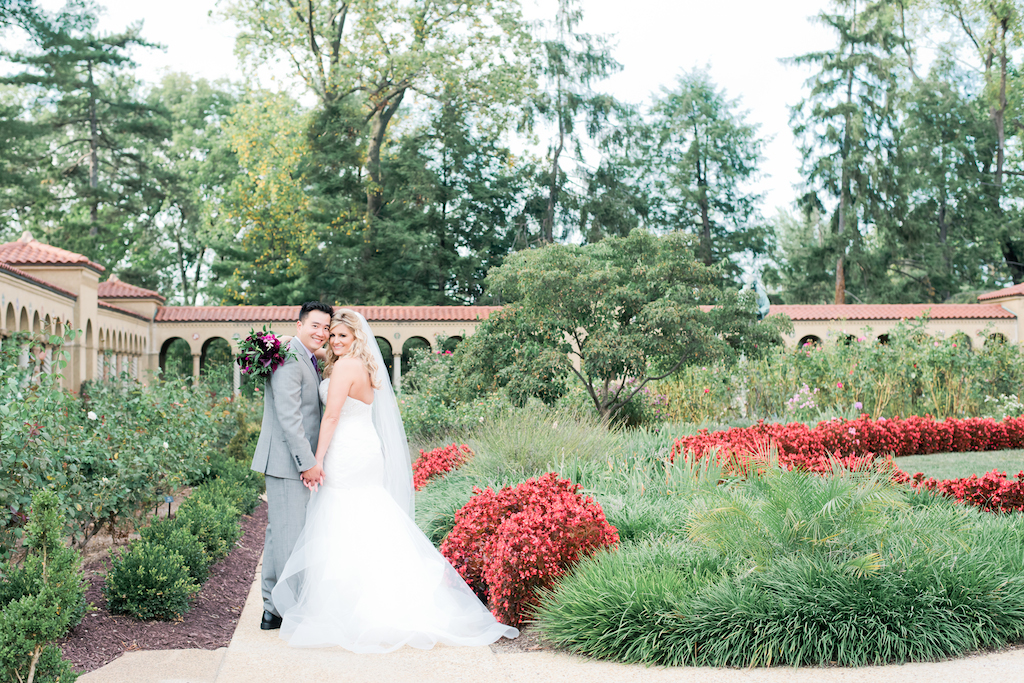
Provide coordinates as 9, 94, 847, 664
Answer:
152, 307, 496, 393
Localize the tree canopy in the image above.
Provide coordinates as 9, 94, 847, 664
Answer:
453, 230, 791, 421
1, 0, 1023, 306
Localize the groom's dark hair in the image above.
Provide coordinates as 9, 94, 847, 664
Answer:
298, 301, 334, 321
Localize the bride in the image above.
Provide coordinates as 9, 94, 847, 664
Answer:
271, 308, 519, 652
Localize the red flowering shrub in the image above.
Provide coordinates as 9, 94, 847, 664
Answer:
912, 470, 1024, 513
671, 415, 1024, 472
411, 443, 474, 490
441, 473, 619, 627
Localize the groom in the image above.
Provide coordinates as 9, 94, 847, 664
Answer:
251, 301, 333, 630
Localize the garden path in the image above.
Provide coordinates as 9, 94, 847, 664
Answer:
78, 553, 1024, 683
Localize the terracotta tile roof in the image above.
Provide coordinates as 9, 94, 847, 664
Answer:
769, 303, 1015, 321
98, 301, 151, 322
154, 305, 501, 323
97, 275, 165, 302
0, 261, 77, 300
0, 232, 104, 273
978, 283, 1024, 301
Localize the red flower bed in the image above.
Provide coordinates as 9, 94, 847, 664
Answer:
411, 443, 474, 490
670, 416, 1024, 513
912, 470, 1024, 513
671, 415, 1024, 473
441, 473, 619, 627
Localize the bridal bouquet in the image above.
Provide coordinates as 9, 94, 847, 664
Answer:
236, 325, 296, 386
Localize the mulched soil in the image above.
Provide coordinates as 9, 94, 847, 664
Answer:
59, 501, 267, 674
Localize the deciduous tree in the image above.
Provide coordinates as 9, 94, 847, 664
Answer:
455, 230, 790, 421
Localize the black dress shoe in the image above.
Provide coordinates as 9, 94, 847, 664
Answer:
260, 610, 283, 630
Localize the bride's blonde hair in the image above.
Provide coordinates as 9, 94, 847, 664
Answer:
325, 308, 381, 389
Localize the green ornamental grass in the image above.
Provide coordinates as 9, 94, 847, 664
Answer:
535, 466, 1024, 667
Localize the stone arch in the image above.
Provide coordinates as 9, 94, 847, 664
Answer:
985, 332, 1009, 347
876, 333, 891, 345
401, 336, 432, 377
441, 335, 462, 353
4, 303, 14, 334
798, 335, 821, 348
200, 336, 233, 390
19, 306, 29, 333
375, 337, 394, 378
85, 319, 95, 381
31, 310, 41, 336
950, 331, 972, 349
160, 337, 192, 380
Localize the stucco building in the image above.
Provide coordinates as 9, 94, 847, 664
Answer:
3, 232, 1024, 392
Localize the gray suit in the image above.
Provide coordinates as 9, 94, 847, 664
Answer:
251, 337, 322, 616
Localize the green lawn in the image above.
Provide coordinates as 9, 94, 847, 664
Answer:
896, 449, 1024, 481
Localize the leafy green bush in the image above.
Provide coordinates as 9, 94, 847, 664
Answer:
173, 499, 241, 562
0, 490, 87, 683
0, 333, 223, 558
190, 478, 261, 517
204, 451, 265, 494
139, 519, 210, 585
103, 540, 200, 621
655, 318, 1024, 422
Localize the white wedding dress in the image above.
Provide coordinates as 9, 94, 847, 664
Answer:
271, 379, 519, 652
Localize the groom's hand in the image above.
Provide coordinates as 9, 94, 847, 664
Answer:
301, 464, 324, 490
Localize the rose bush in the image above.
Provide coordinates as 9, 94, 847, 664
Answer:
0, 335, 229, 559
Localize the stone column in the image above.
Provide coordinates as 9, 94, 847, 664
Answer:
392, 352, 402, 392
17, 343, 29, 369
192, 353, 201, 380
43, 347, 52, 376
233, 358, 241, 395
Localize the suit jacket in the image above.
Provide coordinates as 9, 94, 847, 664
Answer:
251, 337, 322, 479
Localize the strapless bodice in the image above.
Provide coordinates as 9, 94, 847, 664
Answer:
317, 379, 382, 489
320, 378, 373, 416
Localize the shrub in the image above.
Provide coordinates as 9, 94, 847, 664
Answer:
441, 473, 619, 627
0, 339, 223, 558
140, 519, 211, 584
913, 469, 1024, 513
173, 499, 241, 562
0, 490, 86, 683
670, 415, 1024, 474
204, 451, 265, 495
412, 444, 474, 490
190, 478, 262, 517
103, 540, 199, 620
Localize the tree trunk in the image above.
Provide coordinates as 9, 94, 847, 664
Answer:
991, 19, 1022, 283
87, 60, 99, 234
698, 191, 712, 266
835, 58, 855, 305
365, 89, 406, 220
543, 94, 566, 244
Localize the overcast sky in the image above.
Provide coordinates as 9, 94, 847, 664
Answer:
35, 0, 836, 214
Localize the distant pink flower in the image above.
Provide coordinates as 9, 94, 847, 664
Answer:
837, 381, 844, 389
854, 401, 863, 410
849, 427, 856, 435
